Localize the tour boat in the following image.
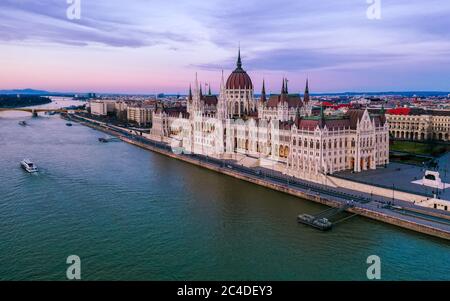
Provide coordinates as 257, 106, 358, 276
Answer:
20, 159, 38, 173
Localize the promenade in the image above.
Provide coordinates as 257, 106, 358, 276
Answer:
66, 113, 450, 241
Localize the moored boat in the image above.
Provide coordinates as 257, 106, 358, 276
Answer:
297, 214, 332, 231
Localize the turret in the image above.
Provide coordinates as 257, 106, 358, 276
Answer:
260, 79, 267, 104
188, 84, 193, 101
303, 78, 310, 104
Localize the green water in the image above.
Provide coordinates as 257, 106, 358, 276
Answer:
0, 109, 449, 280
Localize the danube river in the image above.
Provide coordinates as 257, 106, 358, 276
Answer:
0, 100, 449, 280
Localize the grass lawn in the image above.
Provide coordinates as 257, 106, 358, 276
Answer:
390, 141, 450, 157
389, 153, 432, 166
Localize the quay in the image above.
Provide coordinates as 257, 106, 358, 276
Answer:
63, 113, 450, 241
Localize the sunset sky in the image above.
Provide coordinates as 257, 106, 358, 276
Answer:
1, 0, 450, 94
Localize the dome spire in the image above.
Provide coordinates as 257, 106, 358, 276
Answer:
237, 45, 242, 69
226, 47, 253, 90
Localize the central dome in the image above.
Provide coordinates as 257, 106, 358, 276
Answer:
226, 50, 253, 90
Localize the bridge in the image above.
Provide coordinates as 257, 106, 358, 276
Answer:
0, 108, 84, 117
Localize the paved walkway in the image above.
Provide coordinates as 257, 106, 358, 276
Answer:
336, 156, 450, 201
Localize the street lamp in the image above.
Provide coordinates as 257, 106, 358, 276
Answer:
392, 184, 395, 204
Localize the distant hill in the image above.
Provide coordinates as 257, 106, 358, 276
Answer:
0, 89, 78, 97
0, 88, 51, 95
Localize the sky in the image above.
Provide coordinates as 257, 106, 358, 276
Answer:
1, 0, 450, 94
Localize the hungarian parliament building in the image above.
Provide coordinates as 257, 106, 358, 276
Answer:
150, 51, 390, 180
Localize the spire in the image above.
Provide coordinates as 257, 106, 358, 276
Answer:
188, 84, 193, 101
195, 72, 199, 94
281, 78, 286, 94
260, 79, 267, 103
285, 78, 289, 94
208, 83, 212, 95
380, 104, 387, 125
220, 70, 225, 91
304, 78, 310, 103
237, 45, 242, 70
319, 102, 325, 128
199, 82, 203, 98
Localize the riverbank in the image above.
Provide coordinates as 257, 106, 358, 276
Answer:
65, 113, 450, 241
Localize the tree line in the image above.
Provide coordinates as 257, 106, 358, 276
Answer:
0, 95, 52, 108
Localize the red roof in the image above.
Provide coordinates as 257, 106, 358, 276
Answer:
387, 108, 411, 115
226, 70, 253, 89
334, 103, 351, 109
266, 94, 303, 108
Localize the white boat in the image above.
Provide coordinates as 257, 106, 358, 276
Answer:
21, 159, 38, 173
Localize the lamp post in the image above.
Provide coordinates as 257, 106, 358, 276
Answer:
392, 184, 395, 204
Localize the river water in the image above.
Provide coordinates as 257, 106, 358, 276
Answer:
0, 99, 449, 280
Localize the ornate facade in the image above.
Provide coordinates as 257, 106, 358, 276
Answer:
386, 108, 450, 141
150, 51, 390, 179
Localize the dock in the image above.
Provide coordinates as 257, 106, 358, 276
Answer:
298, 203, 355, 231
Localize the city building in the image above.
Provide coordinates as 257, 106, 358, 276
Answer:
127, 105, 154, 127
386, 108, 450, 141
114, 101, 128, 121
150, 50, 390, 179
89, 100, 115, 116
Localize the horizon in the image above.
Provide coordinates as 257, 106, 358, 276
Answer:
1, 1, 450, 94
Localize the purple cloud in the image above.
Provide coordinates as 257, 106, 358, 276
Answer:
0, 0, 191, 47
